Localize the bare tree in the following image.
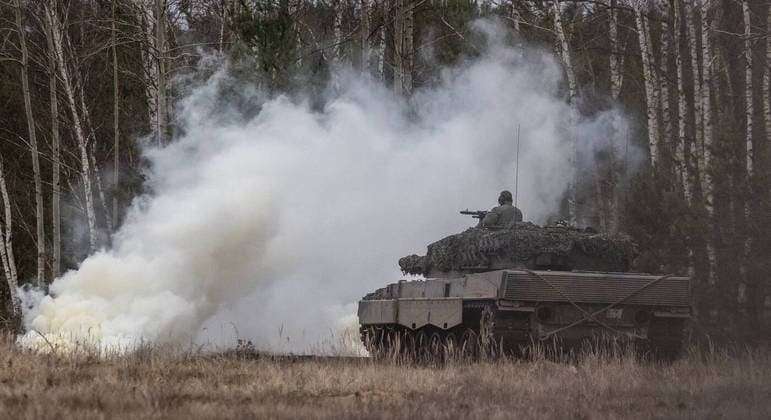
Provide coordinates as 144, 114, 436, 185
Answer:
659, 7, 673, 158
45, 3, 98, 252
552, 0, 578, 225
333, 0, 344, 61
0, 157, 19, 323
553, 1, 577, 103
700, 0, 714, 216
361, 0, 371, 73
634, 3, 660, 167
608, 0, 624, 100
686, 1, 702, 189
764, 3, 771, 177
112, 0, 120, 228
13, 0, 45, 286
742, 0, 753, 177
155, 0, 168, 146
391, 0, 413, 95
674, 0, 690, 202
44, 0, 62, 278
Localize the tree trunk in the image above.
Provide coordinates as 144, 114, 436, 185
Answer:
401, 0, 414, 95
635, 8, 660, 167
219, 0, 227, 54
764, 3, 771, 176
553, 1, 577, 103
609, 0, 624, 101
361, 0, 370, 73
700, 0, 714, 212
393, 0, 403, 95
155, 0, 167, 146
700, 0, 716, 284
45, 10, 62, 279
139, 2, 159, 140
742, 0, 753, 177
553, 1, 578, 226
45, 5, 98, 252
659, 13, 672, 161
112, 0, 120, 228
686, 2, 703, 194
0, 157, 20, 323
375, 1, 385, 79
675, 1, 701, 203
14, 0, 46, 286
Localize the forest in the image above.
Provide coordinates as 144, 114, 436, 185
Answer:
0, 0, 769, 345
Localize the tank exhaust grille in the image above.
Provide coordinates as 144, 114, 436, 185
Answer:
502, 271, 690, 307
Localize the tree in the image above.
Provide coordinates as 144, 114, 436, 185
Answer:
634, 2, 660, 167
44, 3, 99, 252
13, 0, 45, 286
552, 0, 577, 225
0, 157, 19, 325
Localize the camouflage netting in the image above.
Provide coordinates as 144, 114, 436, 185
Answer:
399, 222, 638, 276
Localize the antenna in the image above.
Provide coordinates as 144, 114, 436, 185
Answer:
514, 124, 521, 211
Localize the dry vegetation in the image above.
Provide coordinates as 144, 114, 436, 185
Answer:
0, 335, 768, 419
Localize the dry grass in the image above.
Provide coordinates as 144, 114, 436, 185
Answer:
0, 335, 768, 419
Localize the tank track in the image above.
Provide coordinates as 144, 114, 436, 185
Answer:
359, 301, 532, 360
360, 303, 687, 361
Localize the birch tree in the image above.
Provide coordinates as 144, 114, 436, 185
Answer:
361, 0, 371, 72
763, 3, 771, 175
634, 2, 660, 167
112, 0, 120, 227
45, 4, 99, 252
686, 1, 702, 187
552, 0, 578, 225
553, 1, 577, 103
659, 9, 673, 157
13, 0, 45, 286
155, 0, 168, 146
332, 0, 345, 62
674, 0, 690, 201
698, 0, 716, 285
700, 0, 714, 215
0, 157, 19, 323
45, 2, 62, 278
608, 0, 624, 101
390, 0, 414, 95
742, 0, 753, 177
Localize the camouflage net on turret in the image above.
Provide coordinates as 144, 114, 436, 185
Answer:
399, 222, 638, 276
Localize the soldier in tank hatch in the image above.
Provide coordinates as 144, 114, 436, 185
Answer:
481, 190, 523, 227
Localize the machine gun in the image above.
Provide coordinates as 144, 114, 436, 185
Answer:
460, 209, 488, 220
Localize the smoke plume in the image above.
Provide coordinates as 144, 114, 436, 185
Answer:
19, 22, 631, 353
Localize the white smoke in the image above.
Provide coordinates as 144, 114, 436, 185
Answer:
19, 22, 631, 353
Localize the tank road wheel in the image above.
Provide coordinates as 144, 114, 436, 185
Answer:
479, 305, 498, 359
444, 332, 458, 359
460, 329, 479, 359
428, 331, 444, 362
361, 326, 388, 358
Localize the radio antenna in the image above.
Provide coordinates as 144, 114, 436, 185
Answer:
514, 124, 521, 211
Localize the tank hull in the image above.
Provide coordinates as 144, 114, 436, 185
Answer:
358, 270, 691, 360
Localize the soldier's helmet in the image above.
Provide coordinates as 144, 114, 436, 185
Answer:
498, 190, 513, 205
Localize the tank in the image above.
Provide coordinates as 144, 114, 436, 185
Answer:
358, 211, 691, 360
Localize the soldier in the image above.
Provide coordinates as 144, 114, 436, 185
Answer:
481, 190, 523, 227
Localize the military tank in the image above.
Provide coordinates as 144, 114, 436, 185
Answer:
358, 212, 691, 360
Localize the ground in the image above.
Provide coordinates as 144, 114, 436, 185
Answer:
0, 336, 768, 419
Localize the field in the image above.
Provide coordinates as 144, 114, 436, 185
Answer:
0, 336, 769, 419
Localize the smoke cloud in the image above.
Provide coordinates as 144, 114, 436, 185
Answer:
19, 22, 630, 353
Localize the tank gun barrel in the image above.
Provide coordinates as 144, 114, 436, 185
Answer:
460, 209, 488, 220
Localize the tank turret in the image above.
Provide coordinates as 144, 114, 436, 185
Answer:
399, 215, 638, 278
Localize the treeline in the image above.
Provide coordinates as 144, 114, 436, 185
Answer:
0, 0, 769, 342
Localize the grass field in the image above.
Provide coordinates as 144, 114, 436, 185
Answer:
0, 335, 769, 419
